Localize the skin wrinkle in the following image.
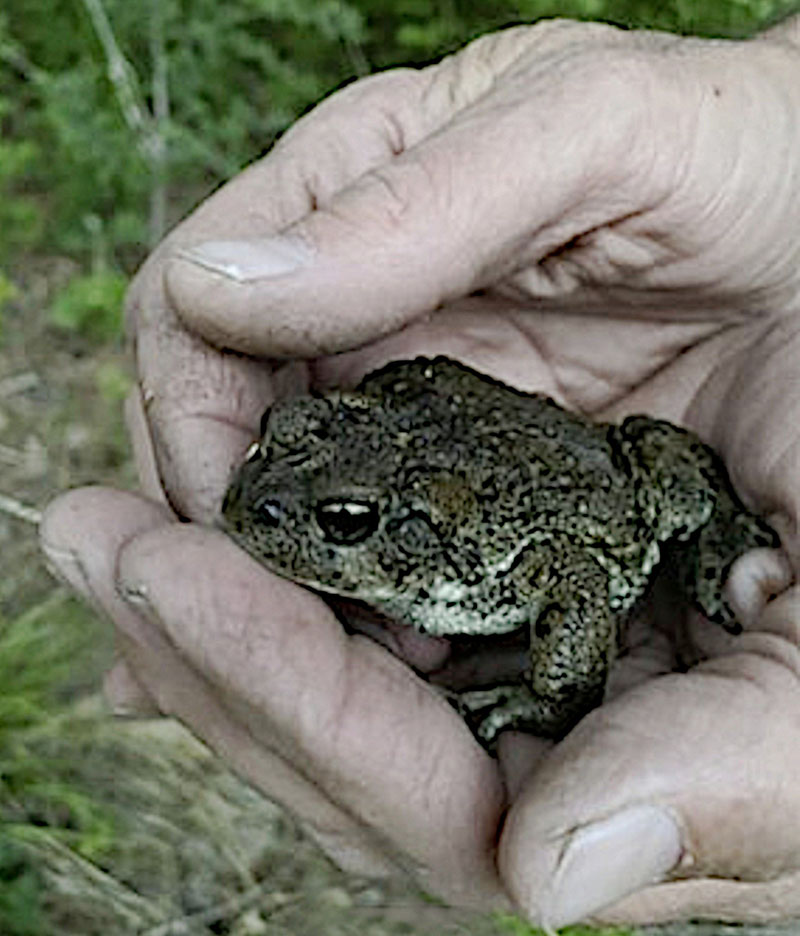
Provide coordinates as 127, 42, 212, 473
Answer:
420, 27, 527, 116
508, 309, 733, 418
286, 78, 422, 205
497, 316, 559, 396
362, 165, 421, 236
734, 585, 800, 648
687, 320, 772, 433
716, 635, 800, 689
141, 315, 261, 416
379, 106, 406, 156
304, 639, 363, 764
303, 178, 319, 212
168, 408, 257, 439
521, 185, 668, 292
571, 212, 664, 279
632, 320, 738, 422
692, 660, 777, 701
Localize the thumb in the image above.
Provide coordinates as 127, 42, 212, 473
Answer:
499, 591, 800, 929
165, 35, 650, 358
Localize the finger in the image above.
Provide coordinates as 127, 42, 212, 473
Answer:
41, 488, 168, 717
132, 304, 274, 520
124, 387, 170, 507
499, 588, 800, 928
166, 23, 653, 359
724, 548, 794, 628
40, 486, 173, 611
40, 487, 169, 717
114, 519, 507, 907
40, 486, 405, 879
103, 658, 160, 717
43, 487, 508, 906
688, 318, 800, 565
603, 599, 677, 699
600, 870, 800, 928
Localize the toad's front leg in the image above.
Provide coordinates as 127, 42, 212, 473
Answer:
460, 552, 620, 743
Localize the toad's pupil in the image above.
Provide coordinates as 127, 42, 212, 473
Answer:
315, 500, 378, 545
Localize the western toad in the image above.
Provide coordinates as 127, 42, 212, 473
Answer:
221, 357, 778, 741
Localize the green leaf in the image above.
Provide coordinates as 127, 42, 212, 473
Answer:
495, 912, 634, 935
49, 271, 127, 343
0, 838, 48, 936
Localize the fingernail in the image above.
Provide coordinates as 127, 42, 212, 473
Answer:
177, 236, 314, 282
541, 804, 683, 929
104, 662, 160, 718
117, 579, 153, 611
40, 540, 92, 599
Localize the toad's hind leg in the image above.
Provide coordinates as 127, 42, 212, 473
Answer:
677, 487, 779, 631
614, 416, 777, 632
612, 415, 718, 541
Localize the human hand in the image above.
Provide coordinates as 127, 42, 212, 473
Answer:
43, 16, 800, 927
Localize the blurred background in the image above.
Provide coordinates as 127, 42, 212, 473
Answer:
0, 1, 798, 933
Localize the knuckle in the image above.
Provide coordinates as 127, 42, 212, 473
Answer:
365, 166, 418, 230
357, 152, 445, 236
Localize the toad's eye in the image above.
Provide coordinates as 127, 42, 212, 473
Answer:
315, 499, 379, 545
254, 497, 284, 527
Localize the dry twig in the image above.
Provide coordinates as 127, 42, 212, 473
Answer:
140, 885, 297, 936
0, 492, 41, 525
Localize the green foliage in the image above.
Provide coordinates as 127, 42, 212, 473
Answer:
36, 66, 152, 258
495, 914, 632, 936
0, 0, 373, 267
0, 17, 40, 254
49, 270, 127, 343
0, 593, 110, 744
526, 0, 797, 35
0, 594, 115, 934
0, 271, 17, 306
353, 0, 800, 71
0, 840, 48, 936
0, 100, 42, 263
1, 0, 797, 276
94, 359, 132, 405
0, 270, 18, 341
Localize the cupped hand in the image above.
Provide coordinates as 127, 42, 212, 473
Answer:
42, 17, 800, 928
